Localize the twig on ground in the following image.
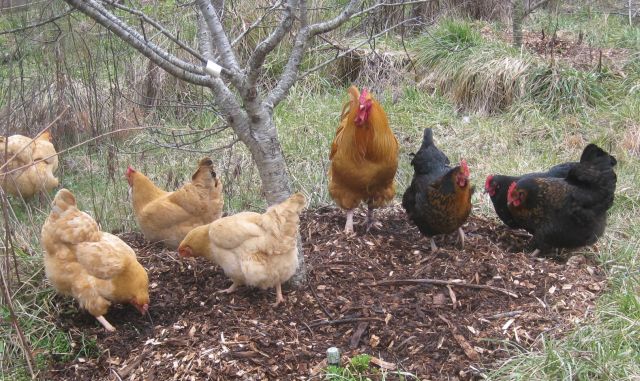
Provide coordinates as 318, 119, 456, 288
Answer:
367, 278, 518, 298
308, 316, 383, 328
349, 321, 368, 349
437, 314, 480, 362
307, 271, 334, 321
486, 310, 524, 320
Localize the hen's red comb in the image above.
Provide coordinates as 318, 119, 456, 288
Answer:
506, 182, 518, 205
484, 175, 494, 192
126, 166, 135, 177
460, 159, 470, 177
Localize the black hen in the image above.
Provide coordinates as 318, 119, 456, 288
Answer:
485, 161, 578, 228
402, 128, 473, 251
506, 144, 617, 258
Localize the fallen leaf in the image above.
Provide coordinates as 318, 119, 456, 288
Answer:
433, 293, 447, 305
370, 335, 380, 348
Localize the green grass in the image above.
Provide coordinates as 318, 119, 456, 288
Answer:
325, 353, 418, 380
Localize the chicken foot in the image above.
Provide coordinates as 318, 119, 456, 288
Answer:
458, 227, 466, 250
96, 315, 116, 332
365, 205, 376, 232
344, 209, 354, 233
215, 282, 238, 295
428, 238, 437, 251
272, 284, 285, 307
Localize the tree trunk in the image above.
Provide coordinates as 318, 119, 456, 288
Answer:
229, 105, 306, 285
242, 117, 292, 205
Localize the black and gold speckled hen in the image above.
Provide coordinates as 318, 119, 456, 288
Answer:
402, 128, 473, 251
506, 144, 617, 258
485, 161, 577, 229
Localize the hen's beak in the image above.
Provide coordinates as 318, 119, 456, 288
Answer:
132, 302, 149, 315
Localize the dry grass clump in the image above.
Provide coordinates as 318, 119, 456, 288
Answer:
621, 123, 640, 157
415, 19, 611, 115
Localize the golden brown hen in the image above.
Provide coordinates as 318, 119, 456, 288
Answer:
127, 157, 223, 249
0, 131, 59, 199
41, 189, 149, 332
178, 192, 306, 306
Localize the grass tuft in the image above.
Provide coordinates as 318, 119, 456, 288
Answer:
414, 19, 620, 115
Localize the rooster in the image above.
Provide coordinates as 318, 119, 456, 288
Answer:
329, 85, 399, 233
485, 162, 577, 229
506, 144, 616, 257
402, 128, 473, 251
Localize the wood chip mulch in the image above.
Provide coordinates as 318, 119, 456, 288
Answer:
46, 204, 606, 380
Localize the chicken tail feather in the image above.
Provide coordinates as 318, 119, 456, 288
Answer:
192, 157, 216, 182
263, 192, 307, 250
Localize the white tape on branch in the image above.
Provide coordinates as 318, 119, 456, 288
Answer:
205, 60, 222, 77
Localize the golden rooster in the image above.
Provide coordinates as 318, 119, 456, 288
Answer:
329, 86, 399, 233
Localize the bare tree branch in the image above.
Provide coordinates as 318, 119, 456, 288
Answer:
63, 0, 215, 86
196, 0, 241, 73
265, 0, 359, 109
197, 15, 216, 60
0, 8, 74, 36
300, 17, 420, 78
89, 0, 205, 75
230, 1, 282, 47
104, 0, 206, 64
245, 0, 293, 88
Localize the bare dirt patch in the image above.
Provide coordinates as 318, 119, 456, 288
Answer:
45, 205, 606, 380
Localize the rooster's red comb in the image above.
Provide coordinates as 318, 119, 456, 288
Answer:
359, 88, 369, 104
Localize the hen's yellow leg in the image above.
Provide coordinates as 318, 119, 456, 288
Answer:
216, 282, 238, 294
96, 315, 116, 332
272, 283, 284, 307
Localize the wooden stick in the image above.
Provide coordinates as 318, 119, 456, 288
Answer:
367, 278, 518, 298
308, 316, 383, 328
